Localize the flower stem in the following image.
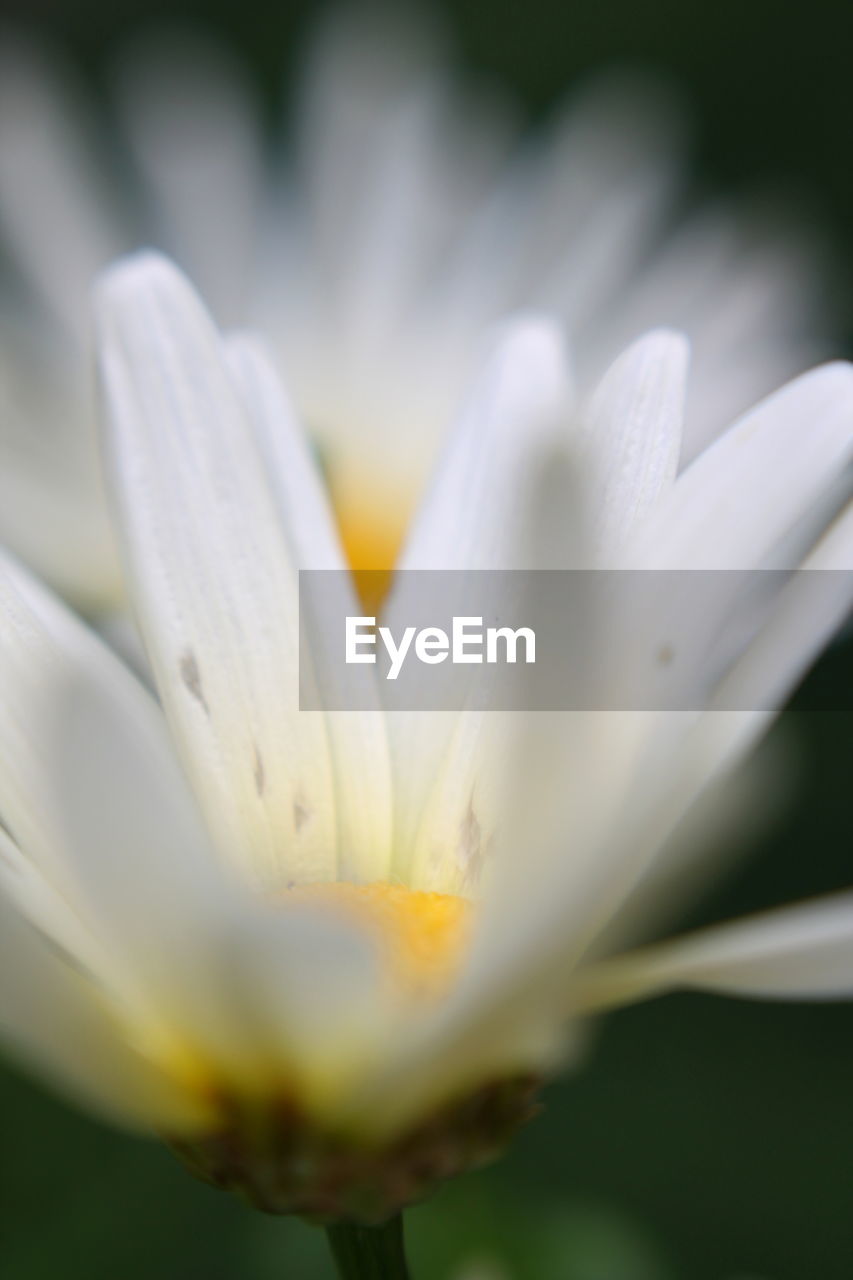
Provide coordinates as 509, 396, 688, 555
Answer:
325, 1214, 412, 1280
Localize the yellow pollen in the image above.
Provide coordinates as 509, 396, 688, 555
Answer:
331, 487, 410, 614
287, 881, 470, 999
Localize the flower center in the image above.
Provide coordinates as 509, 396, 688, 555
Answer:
286, 881, 470, 998
331, 487, 410, 614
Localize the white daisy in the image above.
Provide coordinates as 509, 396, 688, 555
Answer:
0, 254, 849, 1229
0, 7, 830, 614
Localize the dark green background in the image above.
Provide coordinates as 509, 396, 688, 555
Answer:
0, 0, 851, 1276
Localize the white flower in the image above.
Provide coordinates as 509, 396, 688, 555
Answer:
0, 8, 830, 613
0, 253, 849, 1222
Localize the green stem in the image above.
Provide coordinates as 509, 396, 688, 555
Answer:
325, 1214, 412, 1280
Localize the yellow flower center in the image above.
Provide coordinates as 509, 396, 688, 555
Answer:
331, 485, 411, 614
287, 881, 470, 999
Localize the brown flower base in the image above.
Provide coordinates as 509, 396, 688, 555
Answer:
167, 1074, 541, 1224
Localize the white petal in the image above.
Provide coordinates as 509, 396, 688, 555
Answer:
580, 329, 688, 551
0, 546, 244, 1022
223, 333, 350, 573
432, 73, 680, 348
638, 362, 853, 571
0, 824, 110, 979
575, 206, 825, 460
712, 497, 853, 714
0, 890, 207, 1130
0, 441, 121, 612
610, 367, 853, 712
192, 896, 385, 1109
401, 447, 590, 896
0, 37, 126, 337
0, 322, 122, 610
587, 727, 793, 957
95, 252, 338, 885
394, 317, 571, 574
306, 76, 466, 366
264, 8, 513, 496
0, 546, 201, 896
225, 334, 393, 882
292, 3, 446, 312
114, 30, 263, 323
528, 77, 682, 326
384, 319, 571, 880
0, 545, 381, 1097
573, 892, 853, 1008
42, 647, 382, 1092
0, 554, 222, 1128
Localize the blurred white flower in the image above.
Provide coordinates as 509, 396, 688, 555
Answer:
454, 1264, 510, 1280
0, 254, 849, 1221
0, 6, 831, 613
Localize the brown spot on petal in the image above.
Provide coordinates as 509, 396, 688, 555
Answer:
457, 794, 486, 888
656, 643, 675, 666
180, 650, 209, 713
252, 744, 265, 797
293, 796, 310, 833
460, 805, 479, 858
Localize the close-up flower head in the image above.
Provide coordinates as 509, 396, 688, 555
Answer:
0, 2, 850, 1279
